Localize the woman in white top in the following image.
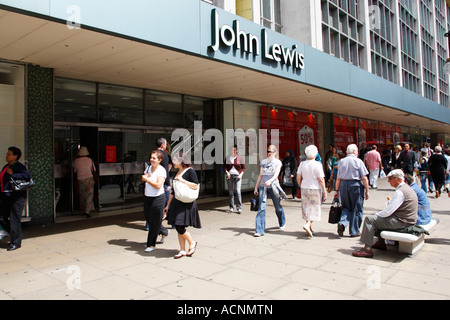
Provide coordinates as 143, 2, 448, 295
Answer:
253, 145, 286, 237
297, 145, 327, 237
142, 150, 168, 252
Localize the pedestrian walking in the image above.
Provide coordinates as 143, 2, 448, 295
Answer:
398, 143, 416, 175
334, 144, 370, 237
381, 144, 393, 175
391, 145, 402, 170
164, 153, 201, 259
331, 150, 341, 191
444, 147, 450, 193
253, 145, 286, 237
223, 145, 246, 213
281, 149, 298, 199
73, 146, 96, 218
365, 145, 383, 189
428, 146, 447, 198
142, 150, 169, 252
296, 145, 327, 237
0, 147, 33, 251
421, 142, 432, 158
418, 151, 429, 193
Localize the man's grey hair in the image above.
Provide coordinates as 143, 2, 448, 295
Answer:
346, 144, 358, 155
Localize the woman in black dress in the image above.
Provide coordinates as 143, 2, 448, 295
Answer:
164, 153, 201, 259
428, 146, 447, 198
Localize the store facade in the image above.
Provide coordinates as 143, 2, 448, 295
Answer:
1, 0, 449, 225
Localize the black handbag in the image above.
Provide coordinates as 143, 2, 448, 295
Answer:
10, 177, 35, 191
328, 198, 342, 224
250, 197, 259, 211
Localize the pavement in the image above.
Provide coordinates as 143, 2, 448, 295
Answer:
0, 177, 449, 301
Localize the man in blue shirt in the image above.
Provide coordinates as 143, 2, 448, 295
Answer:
404, 174, 432, 225
335, 144, 370, 237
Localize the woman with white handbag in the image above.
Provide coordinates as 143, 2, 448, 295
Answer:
164, 153, 201, 259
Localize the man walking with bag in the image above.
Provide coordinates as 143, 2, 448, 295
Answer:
334, 144, 370, 237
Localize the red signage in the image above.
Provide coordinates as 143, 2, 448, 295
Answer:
106, 146, 117, 163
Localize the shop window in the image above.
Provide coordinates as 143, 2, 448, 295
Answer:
184, 95, 215, 129
55, 78, 97, 123
99, 84, 144, 125
333, 116, 357, 155
145, 90, 183, 128
262, 106, 321, 162
0, 62, 25, 161
236, 0, 253, 20
357, 119, 381, 151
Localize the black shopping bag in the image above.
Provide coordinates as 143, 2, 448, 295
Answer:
328, 198, 342, 224
250, 197, 259, 212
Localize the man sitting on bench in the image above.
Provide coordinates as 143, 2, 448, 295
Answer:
352, 169, 418, 258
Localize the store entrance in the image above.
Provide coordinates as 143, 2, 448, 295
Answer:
98, 129, 148, 210
54, 126, 99, 217
54, 126, 201, 218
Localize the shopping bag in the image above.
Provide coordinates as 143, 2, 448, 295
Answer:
328, 198, 342, 224
250, 197, 259, 211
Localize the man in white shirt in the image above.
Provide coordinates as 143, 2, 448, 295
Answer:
352, 169, 418, 258
365, 145, 383, 189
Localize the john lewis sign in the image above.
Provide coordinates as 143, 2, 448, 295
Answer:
209, 9, 305, 72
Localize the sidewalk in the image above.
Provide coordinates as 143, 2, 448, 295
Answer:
0, 177, 449, 300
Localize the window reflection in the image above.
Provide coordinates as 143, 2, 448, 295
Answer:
99, 84, 143, 125
184, 95, 215, 129
145, 90, 182, 127
55, 78, 97, 122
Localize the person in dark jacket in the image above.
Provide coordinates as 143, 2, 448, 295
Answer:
281, 149, 299, 199
428, 146, 448, 198
398, 143, 416, 175
0, 147, 32, 251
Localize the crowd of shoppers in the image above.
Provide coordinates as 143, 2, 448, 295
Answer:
1, 138, 447, 258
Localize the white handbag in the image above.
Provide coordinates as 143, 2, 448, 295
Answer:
173, 168, 199, 203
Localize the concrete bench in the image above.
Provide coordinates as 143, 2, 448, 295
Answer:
380, 218, 439, 255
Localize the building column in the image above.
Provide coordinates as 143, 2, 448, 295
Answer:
26, 65, 54, 225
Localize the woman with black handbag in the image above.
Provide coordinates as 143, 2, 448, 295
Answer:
0, 147, 32, 251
